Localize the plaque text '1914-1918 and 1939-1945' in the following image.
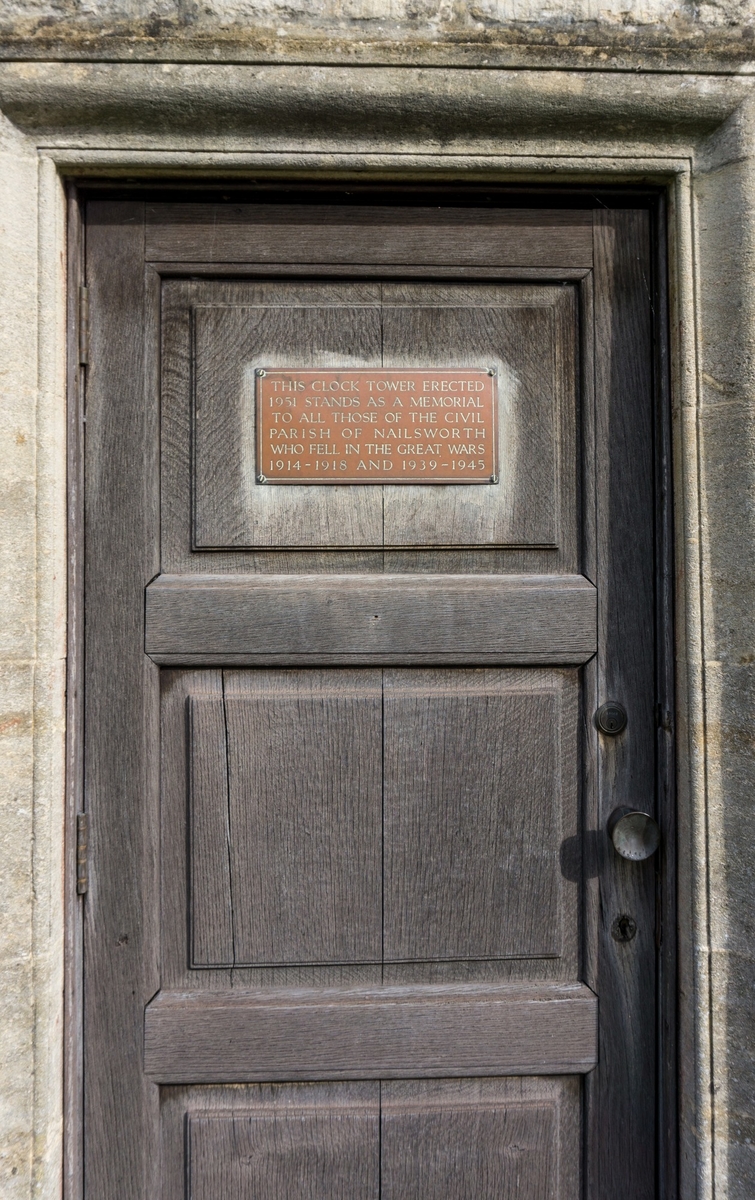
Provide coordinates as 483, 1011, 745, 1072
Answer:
256, 368, 499, 485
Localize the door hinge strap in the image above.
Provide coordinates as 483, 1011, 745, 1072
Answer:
78, 285, 89, 366
76, 812, 88, 895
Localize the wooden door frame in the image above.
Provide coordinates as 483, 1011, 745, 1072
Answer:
63, 182, 676, 1199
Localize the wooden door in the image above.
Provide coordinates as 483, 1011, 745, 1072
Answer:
76, 195, 673, 1199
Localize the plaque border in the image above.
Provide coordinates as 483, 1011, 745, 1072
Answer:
255, 366, 499, 486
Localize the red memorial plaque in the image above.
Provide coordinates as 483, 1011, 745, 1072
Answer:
256, 368, 498, 484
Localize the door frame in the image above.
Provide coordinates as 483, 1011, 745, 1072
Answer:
63, 182, 677, 1198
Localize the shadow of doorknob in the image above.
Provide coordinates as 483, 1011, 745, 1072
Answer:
607, 807, 660, 861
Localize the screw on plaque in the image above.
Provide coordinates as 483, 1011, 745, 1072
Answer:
490, 474, 499, 484
488, 367, 497, 376
255, 368, 266, 377
257, 474, 267, 483
595, 702, 627, 735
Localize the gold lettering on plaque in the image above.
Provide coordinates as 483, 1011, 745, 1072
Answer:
256, 368, 498, 484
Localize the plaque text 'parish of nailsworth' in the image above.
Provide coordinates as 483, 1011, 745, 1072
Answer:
256, 368, 498, 485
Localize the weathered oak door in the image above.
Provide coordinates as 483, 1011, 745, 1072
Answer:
77, 195, 673, 1199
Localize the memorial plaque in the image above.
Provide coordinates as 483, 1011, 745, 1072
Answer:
256, 368, 498, 484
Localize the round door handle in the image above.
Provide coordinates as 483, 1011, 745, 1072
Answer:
608, 807, 660, 861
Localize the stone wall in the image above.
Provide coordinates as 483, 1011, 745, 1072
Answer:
0, 0, 753, 69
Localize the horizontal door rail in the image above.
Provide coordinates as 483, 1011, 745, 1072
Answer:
145, 204, 594, 266
145, 573, 597, 666
144, 982, 598, 1083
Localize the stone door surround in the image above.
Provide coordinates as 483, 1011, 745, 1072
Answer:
0, 62, 753, 1200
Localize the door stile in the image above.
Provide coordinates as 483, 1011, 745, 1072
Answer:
587, 208, 658, 1199
83, 202, 162, 1200
577, 247, 598, 1200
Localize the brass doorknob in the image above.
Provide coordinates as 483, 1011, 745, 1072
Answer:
608, 807, 660, 861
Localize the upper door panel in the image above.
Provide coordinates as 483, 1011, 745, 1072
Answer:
162, 280, 578, 556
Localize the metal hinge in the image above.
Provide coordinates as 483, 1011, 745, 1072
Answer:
78, 285, 89, 366
76, 812, 88, 895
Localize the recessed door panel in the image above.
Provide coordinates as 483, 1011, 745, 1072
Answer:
188, 673, 382, 968
381, 1079, 579, 1200
383, 669, 575, 963
182, 1084, 380, 1200
159, 1079, 577, 1200
186, 285, 572, 551
181, 668, 577, 974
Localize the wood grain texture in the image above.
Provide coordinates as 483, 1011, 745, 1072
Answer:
190, 673, 382, 967
381, 1079, 573, 1200
160, 1078, 576, 1200
144, 982, 598, 1082
154, 265, 593, 282
146, 204, 594, 266
188, 288, 574, 551
161, 277, 577, 576
78, 198, 670, 1200
84, 201, 161, 1199
160, 669, 383, 994
145, 573, 597, 665
381, 302, 557, 547
383, 670, 575, 962
193, 303, 383, 547
188, 1093, 379, 1200
188, 697, 234, 966
585, 208, 658, 1200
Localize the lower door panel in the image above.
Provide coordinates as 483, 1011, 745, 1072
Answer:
161, 1079, 580, 1200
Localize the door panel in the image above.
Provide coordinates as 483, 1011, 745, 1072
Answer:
185, 668, 576, 970
383, 669, 575, 963
381, 1078, 579, 1200
184, 1084, 380, 1200
144, 982, 598, 1082
189, 672, 382, 968
186, 284, 574, 552
145, 573, 597, 667
80, 198, 669, 1200
159, 1079, 579, 1200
